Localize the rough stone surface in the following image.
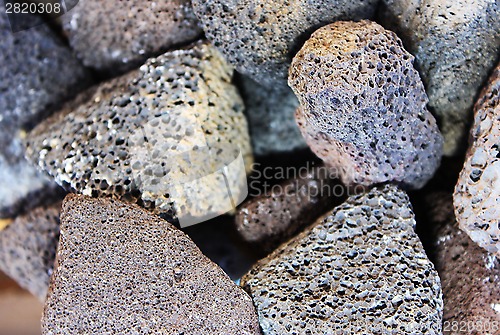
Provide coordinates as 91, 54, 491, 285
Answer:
241, 185, 443, 335
42, 195, 261, 334
238, 75, 307, 156
25, 42, 253, 224
454, 62, 500, 255
235, 164, 342, 251
62, 0, 202, 74
0, 11, 91, 130
192, 0, 378, 87
379, 0, 500, 156
426, 193, 500, 335
289, 21, 443, 189
0, 126, 63, 219
0, 203, 61, 301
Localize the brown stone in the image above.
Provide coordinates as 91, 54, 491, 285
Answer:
235, 163, 343, 252
42, 194, 261, 334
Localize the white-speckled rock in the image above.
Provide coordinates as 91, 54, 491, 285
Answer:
25, 42, 253, 225
454, 62, 500, 255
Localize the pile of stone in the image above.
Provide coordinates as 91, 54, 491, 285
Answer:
0, 0, 499, 334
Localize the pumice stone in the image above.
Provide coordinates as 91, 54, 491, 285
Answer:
289, 20, 443, 189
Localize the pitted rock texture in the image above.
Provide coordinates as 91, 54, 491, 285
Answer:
0, 12, 91, 130
241, 185, 443, 335
379, 0, 500, 156
454, 63, 500, 255
425, 193, 500, 335
289, 21, 443, 189
0, 126, 63, 219
238, 75, 307, 156
42, 195, 261, 334
235, 164, 342, 251
192, 0, 378, 87
62, 0, 202, 74
0, 203, 60, 301
25, 42, 253, 224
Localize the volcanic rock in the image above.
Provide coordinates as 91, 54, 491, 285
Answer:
42, 194, 261, 334
241, 185, 443, 334
238, 75, 307, 156
289, 20, 443, 189
192, 0, 378, 86
426, 193, 500, 335
235, 163, 343, 251
25, 42, 253, 225
454, 62, 500, 255
62, 0, 202, 74
0, 11, 91, 129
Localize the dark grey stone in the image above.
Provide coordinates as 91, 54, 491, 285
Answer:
241, 185, 443, 335
62, 0, 203, 74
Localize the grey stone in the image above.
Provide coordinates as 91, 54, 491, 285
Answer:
0, 11, 91, 130
289, 20, 443, 189
378, 0, 500, 155
62, 0, 203, 74
192, 0, 378, 87
0, 203, 61, 301
426, 193, 500, 335
238, 75, 307, 156
42, 195, 261, 334
25, 42, 253, 224
241, 185, 443, 335
454, 62, 500, 255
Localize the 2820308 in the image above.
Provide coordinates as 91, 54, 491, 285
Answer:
443, 320, 499, 333
5, 2, 62, 14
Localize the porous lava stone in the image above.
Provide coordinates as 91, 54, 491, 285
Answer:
25, 42, 253, 224
42, 195, 261, 334
454, 62, 500, 256
289, 20, 443, 189
241, 185, 443, 335
235, 163, 342, 252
